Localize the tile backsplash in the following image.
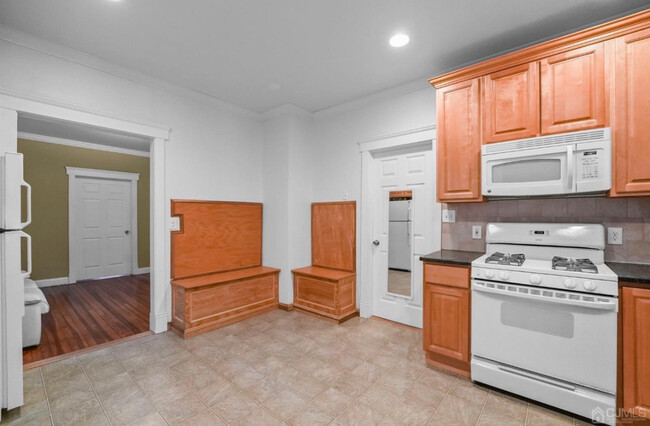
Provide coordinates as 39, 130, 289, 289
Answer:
441, 197, 650, 264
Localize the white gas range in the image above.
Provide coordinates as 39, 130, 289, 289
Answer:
470, 223, 618, 425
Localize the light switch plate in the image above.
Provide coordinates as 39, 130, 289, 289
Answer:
607, 227, 623, 245
442, 209, 456, 223
342, 192, 349, 200
472, 225, 482, 239
169, 217, 181, 232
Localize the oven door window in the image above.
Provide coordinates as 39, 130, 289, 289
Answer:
492, 159, 562, 183
501, 301, 574, 338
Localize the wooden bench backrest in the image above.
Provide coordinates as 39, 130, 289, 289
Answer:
311, 201, 356, 273
171, 200, 263, 279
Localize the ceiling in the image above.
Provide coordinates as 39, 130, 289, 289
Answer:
18, 114, 152, 152
1, 0, 649, 114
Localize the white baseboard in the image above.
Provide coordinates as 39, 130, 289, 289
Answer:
150, 312, 168, 334
134, 267, 151, 275
35, 277, 70, 288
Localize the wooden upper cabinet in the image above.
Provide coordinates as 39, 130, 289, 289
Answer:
622, 286, 650, 418
482, 63, 539, 143
613, 28, 650, 196
540, 43, 607, 135
436, 79, 482, 202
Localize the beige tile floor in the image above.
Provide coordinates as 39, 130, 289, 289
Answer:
2, 310, 590, 425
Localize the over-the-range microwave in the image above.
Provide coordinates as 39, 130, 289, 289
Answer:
482, 128, 611, 198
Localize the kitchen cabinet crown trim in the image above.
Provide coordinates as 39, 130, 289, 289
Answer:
429, 9, 650, 88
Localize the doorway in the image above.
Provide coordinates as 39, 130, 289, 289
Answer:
359, 126, 441, 329
68, 168, 139, 282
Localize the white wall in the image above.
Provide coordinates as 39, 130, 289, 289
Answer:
311, 86, 437, 305
0, 37, 265, 325
262, 105, 313, 303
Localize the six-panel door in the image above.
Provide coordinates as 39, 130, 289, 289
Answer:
540, 43, 607, 135
436, 78, 482, 202
482, 63, 539, 143
613, 28, 650, 196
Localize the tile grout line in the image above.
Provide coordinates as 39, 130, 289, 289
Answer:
109, 344, 171, 426
425, 375, 460, 425
38, 368, 55, 426
474, 388, 492, 426
75, 354, 116, 426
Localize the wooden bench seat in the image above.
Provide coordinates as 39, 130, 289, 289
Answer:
170, 200, 280, 338
292, 201, 358, 323
171, 266, 280, 338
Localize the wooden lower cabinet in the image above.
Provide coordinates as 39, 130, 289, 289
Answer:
423, 262, 471, 376
622, 285, 650, 418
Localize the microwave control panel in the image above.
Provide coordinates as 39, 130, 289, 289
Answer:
579, 150, 600, 180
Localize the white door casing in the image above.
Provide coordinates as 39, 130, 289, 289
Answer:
358, 125, 441, 327
371, 146, 436, 328
67, 168, 139, 282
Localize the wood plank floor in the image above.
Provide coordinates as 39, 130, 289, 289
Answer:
23, 274, 150, 365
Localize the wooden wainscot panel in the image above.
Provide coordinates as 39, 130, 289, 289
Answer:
311, 201, 357, 272
171, 200, 263, 278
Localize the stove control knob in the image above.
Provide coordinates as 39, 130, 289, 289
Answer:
499, 271, 510, 281
530, 274, 541, 285
563, 279, 576, 289
485, 270, 494, 279
583, 280, 597, 292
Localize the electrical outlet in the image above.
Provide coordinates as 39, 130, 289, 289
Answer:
442, 209, 456, 223
607, 227, 623, 245
472, 225, 482, 239
342, 192, 349, 200
169, 217, 181, 232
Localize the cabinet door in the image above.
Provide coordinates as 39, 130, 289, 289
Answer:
482, 63, 539, 143
436, 79, 482, 202
540, 43, 607, 135
623, 287, 650, 418
613, 29, 650, 196
423, 283, 469, 362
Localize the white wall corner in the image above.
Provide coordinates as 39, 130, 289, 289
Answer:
150, 312, 168, 334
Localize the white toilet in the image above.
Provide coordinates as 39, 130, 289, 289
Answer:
23, 279, 49, 348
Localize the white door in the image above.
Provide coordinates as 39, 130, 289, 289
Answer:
372, 145, 440, 328
72, 177, 132, 281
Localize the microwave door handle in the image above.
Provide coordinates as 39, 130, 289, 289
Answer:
566, 145, 575, 192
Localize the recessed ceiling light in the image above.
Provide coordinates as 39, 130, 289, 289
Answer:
389, 33, 410, 48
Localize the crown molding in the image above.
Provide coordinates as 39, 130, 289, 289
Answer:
0, 24, 263, 122
19, 132, 150, 157
313, 78, 431, 120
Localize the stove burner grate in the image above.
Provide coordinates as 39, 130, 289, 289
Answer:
485, 252, 526, 266
552, 256, 598, 273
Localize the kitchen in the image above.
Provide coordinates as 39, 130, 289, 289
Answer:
1, 1, 650, 425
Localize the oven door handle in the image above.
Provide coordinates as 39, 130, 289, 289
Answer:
472, 282, 617, 311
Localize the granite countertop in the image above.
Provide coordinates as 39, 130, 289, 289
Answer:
420, 250, 483, 266
606, 262, 650, 285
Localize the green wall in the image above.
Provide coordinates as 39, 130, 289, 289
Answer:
18, 139, 150, 280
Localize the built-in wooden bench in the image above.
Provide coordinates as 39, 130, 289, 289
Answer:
170, 200, 280, 338
292, 201, 358, 323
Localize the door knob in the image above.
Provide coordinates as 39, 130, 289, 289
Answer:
125, 230, 130, 235
372, 240, 380, 246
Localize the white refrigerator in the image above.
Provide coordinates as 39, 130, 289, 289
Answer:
0, 152, 31, 411
388, 200, 411, 271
